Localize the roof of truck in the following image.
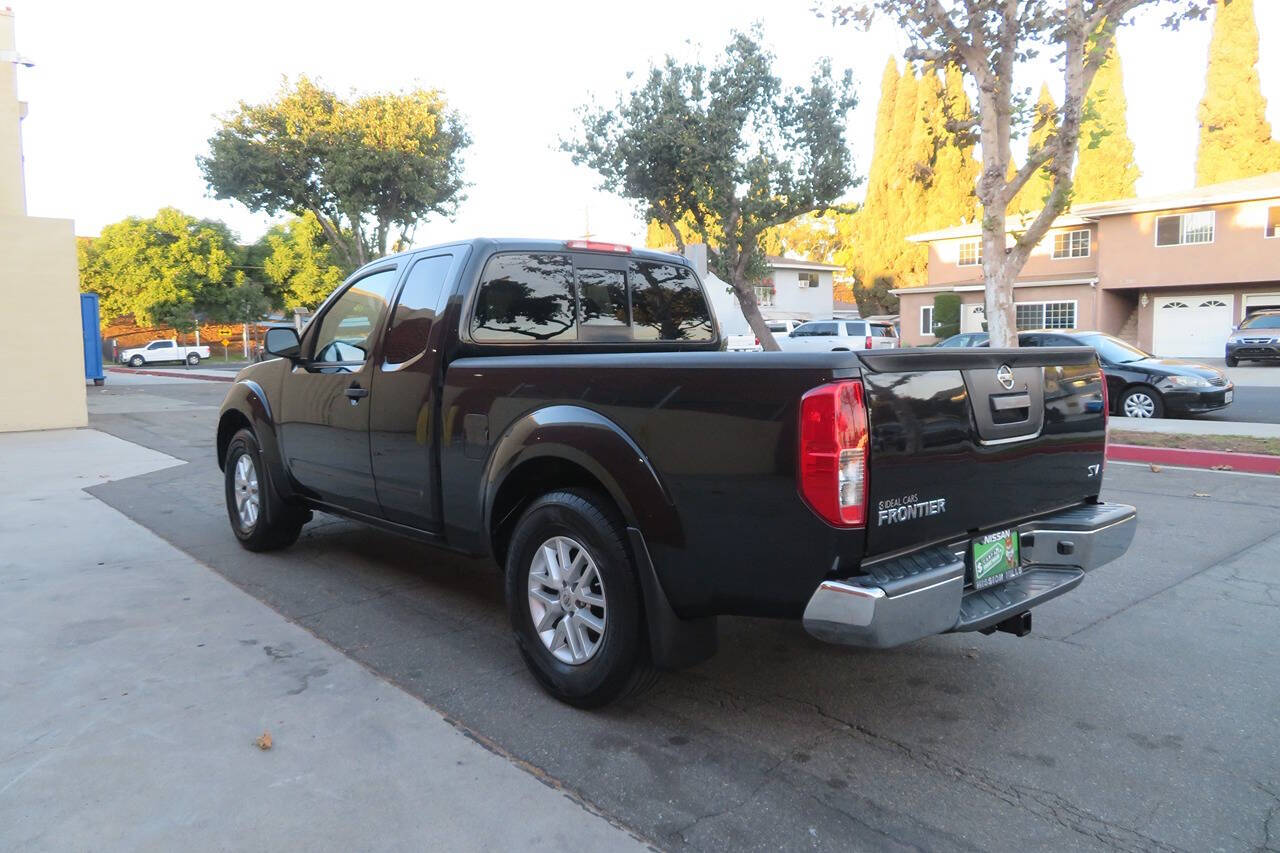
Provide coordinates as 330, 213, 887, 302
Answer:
358, 238, 690, 270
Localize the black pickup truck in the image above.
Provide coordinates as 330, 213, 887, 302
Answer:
216, 238, 1135, 707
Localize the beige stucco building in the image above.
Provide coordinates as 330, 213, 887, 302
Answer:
0, 9, 86, 432
897, 173, 1280, 357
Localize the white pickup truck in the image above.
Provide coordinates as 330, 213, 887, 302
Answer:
119, 338, 210, 367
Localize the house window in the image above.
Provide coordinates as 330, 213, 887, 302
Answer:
797, 271, 819, 288
1267, 206, 1280, 238
1155, 211, 1215, 247
1015, 300, 1077, 330
957, 239, 982, 266
920, 305, 934, 337
1052, 229, 1090, 259
754, 285, 774, 307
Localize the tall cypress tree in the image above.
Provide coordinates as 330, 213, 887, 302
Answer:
1011, 85, 1058, 215
926, 65, 980, 229
1196, 0, 1280, 186
1075, 45, 1140, 203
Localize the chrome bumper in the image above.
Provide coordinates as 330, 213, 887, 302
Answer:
802, 502, 1136, 648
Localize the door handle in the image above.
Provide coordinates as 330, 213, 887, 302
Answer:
345, 384, 369, 400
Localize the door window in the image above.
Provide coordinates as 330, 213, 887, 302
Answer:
382, 255, 453, 365
845, 322, 866, 336
471, 253, 575, 342
311, 267, 399, 365
630, 261, 714, 341
148, 341, 172, 350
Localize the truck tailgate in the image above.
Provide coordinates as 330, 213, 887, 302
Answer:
858, 347, 1106, 557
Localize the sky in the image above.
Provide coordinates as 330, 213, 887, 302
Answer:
12, 0, 1280, 248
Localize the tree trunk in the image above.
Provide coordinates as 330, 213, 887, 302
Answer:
729, 274, 781, 352
982, 214, 1018, 346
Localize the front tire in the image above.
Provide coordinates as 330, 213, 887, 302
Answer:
505, 489, 656, 708
187, 353, 201, 366
1225, 356, 1239, 367
224, 428, 306, 551
129, 355, 144, 367
1119, 386, 1164, 419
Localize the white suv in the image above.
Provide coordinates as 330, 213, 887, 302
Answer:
780, 319, 898, 351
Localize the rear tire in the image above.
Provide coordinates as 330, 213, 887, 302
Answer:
1119, 386, 1164, 419
505, 489, 657, 708
224, 428, 307, 552
187, 353, 201, 366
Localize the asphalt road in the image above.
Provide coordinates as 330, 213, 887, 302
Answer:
86, 378, 1280, 852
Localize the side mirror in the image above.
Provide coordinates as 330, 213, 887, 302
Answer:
264, 327, 302, 359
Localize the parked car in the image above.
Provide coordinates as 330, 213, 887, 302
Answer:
934, 332, 988, 348
778, 318, 898, 351
766, 318, 807, 337
1225, 309, 1280, 366
216, 238, 1133, 707
946, 330, 1232, 418
118, 338, 210, 367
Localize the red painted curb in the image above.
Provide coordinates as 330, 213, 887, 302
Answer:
107, 367, 234, 383
1107, 443, 1280, 475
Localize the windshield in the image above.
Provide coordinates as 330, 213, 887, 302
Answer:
1240, 314, 1280, 330
1079, 333, 1149, 364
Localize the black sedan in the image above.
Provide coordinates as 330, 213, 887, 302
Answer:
936, 330, 1233, 419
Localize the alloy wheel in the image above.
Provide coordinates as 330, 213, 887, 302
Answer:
233, 452, 260, 530
526, 536, 607, 665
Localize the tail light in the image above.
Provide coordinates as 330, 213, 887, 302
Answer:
865, 335, 873, 349
798, 381, 869, 527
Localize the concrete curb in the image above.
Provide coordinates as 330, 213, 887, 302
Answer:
1107, 443, 1280, 475
107, 367, 234, 383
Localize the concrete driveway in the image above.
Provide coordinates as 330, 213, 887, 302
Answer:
82, 377, 1280, 851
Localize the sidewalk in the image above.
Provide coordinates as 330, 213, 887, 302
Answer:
1109, 416, 1280, 438
0, 429, 647, 852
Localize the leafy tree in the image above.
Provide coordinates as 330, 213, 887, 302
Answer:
826, 0, 1212, 345
1011, 85, 1059, 215
932, 292, 961, 338
564, 30, 857, 351
200, 76, 470, 269
1074, 44, 1140, 202
78, 208, 244, 332
1195, 0, 1280, 185
926, 65, 980, 229
255, 212, 349, 309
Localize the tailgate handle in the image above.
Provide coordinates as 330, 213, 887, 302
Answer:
990, 392, 1031, 411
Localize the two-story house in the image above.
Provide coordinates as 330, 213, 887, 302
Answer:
897, 172, 1280, 357
681, 245, 843, 337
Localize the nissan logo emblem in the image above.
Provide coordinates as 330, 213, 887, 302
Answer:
996, 364, 1016, 390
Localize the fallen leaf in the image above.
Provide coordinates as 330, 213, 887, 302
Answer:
254, 731, 273, 750
1193, 492, 1211, 498
964, 649, 979, 659
1149, 463, 1162, 472
1210, 464, 1234, 471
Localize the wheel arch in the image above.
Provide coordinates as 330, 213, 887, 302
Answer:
216, 380, 287, 490
483, 405, 681, 566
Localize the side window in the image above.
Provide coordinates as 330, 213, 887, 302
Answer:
149, 341, 172, 350
383, 254, 453, 365
846, 322, 866, 336
578, 267, 629, 340
311, 267, 399, 365
471, 253, 575, 342
807, 322, 838, 337
630, 261, 714, 341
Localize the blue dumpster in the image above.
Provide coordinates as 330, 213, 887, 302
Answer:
81, 292, 105, 385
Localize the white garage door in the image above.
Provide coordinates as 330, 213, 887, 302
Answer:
1152, 295, 1233, 358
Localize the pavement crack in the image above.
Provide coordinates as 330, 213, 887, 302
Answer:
1257, 782, 1280, 853
778, 694, 1182, 853
1066, 528, 1280, 639
670, 755, 787, 844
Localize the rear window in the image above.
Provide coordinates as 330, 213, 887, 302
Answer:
470, 254, 575, 342
870, 323, 896, 338
630, 261, 714, 341
469, 253, 714, 344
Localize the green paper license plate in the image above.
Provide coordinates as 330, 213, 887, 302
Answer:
972, 529, 1021, 589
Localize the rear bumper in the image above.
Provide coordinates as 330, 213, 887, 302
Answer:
801, 502, 1136, 648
